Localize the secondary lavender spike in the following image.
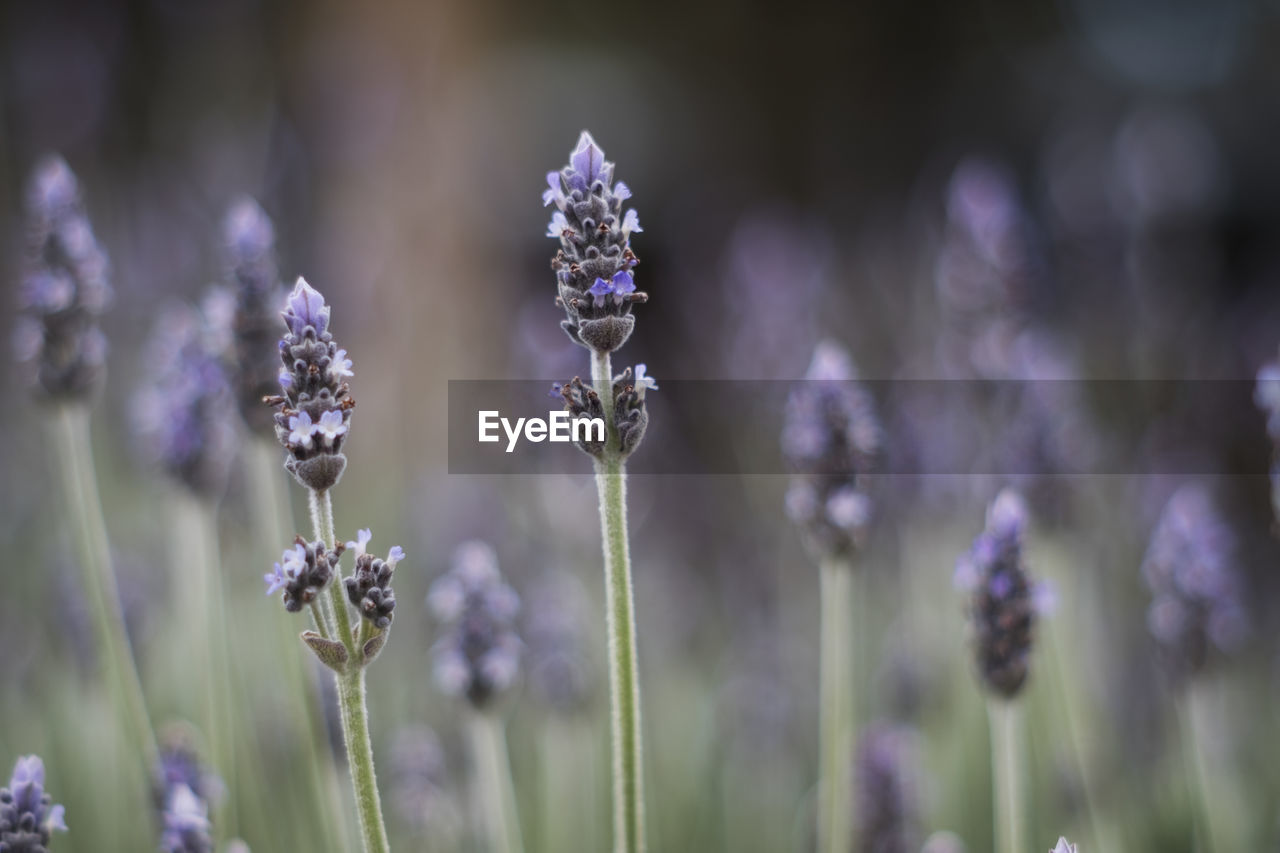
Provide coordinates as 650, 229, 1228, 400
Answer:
956, 489, 1039, 698
0, 755, 68, 849
266, 277, 355, 491
544, 131, 646, 354
344, 529, 404, 631
224, 197, 287, 435
782, 340, 881, 558
427, 542, 522, 710
854, 724, 919, 853
14, 155, 112, 401
1141, 484, 1248, 680
266, 538, 341, 613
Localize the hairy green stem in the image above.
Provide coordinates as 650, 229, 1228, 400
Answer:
988, 699, 1023, 853
591, 348, 646, 853
246, 441, 349, 849
52, 406, 158, 772
817, 556, 853, 853
310, 489, 390, 853
469, 711, 526, 853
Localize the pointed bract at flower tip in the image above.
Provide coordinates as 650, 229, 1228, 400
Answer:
1, 754, 68, 849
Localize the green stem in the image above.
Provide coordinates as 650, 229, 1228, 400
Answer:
51, 405, 158, 772
591, 348, 646, 853
817, 556, 853, 853
988, 699, 1023, 853
246, 440, 349, 849
469, 711, 526, 853
310, 488, 390, 853
1180, 686, 1225, 853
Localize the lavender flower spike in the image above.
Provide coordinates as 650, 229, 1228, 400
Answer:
223, 197, 288, 435
546, 131, 647, 354
266, 538, 341, 612
782, 340, 881, 558
344, 530, 403, 631
0, 755, 68, 850
956, 489, 1040, 699
265, 277, 355, 491
428, 542, 522, 709
14, 155, 112, 401
1050, 839, 1078, 853
153, 725, 220, 853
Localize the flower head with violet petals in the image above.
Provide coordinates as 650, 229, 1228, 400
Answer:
0, 755, 67, 851
265, 277, 355, 491
344, 529, 404, 632
266, 537, 342, 613
545, 131, 647, 354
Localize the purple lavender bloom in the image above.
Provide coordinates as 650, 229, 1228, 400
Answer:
223, 197, 288, 435
132, 295, 238, 498
1050, 839, 1078, 853
343, 529, 404, 631
14, 156, 112, 401
158, 784, 212, 853
545, 131, 647, 354
152, 724, 221, 853
266, 538, 341, 613
428, 542, 522, 709
956, 489, 1040, 698
0, 755, 67, 850
1142, 484, 1248, 680
266, 278, 355, 491
782, 341, 880, 558
388, 726, 461, 838
854, 724, 920, 853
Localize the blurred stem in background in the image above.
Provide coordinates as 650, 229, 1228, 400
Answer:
988, 699, 1023, 853
310, 488, 391, 853
591, 347, 647, 853
245, 439, 352, 848
1179, 683, 1225, 853
817, 556, 854, 853
51, 405, 159, 779
540, 716, 600, 853
170, 492, 238, 837
468, 711, 525, 853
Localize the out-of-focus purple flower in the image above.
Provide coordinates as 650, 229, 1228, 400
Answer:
0, 755, 67, 849
158, 783, 212, 853
132, 295, 238, 499
1050, 838, 1078, 853
266, 278, 355, 492
956, 489, 1040, 699
388, 726, 461, 839
222, 197, 288, 436
854, 724, 920, 853
152, 724, 222, 853
343, 529, 402, 631
545, 131, 647, 354
15, 155, 112, 401
428, 542, 522, 709
1141, 484, 1248, 680
266, 538, 341, 613
782, 341, 880, 558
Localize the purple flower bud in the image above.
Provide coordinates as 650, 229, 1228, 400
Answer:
266, 538, 341, 613
544, 131, 647, 354
1, 754, 67, 848
960, 489, 1038, 698
266, 277, 355, 491
343, 530, 402, 632
854, 724, 920, 853
15, 156, 112, 401
782, 341, 880, 558
1050, 838, 1078, 853
152, 723, 222, 853
428, 542, 522, 709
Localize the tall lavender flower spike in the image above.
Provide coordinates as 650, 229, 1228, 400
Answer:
0, 755, 67, 851
133, 296, 238, 498
956, 488, 1042, 853
14, 156, 112, 401
428, 541, 522, 709
266, 277, 354, 491
783, 340, 881, 558
854, 724, 919, 853
223, 197, 287, 435
1141, 484, 1247, 681
545, 131, 647, 354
